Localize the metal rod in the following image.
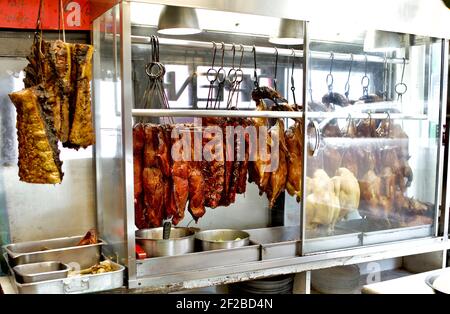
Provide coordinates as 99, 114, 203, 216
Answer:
129, 35, 406, 64
132, 109, 428, 120
132, 108, 303, 118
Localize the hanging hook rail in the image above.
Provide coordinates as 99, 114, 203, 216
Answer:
290, 49, 298, 109
252, 45, 259, 89
344, 53, 353, 99
206, 42, 218, 109
127, 35, 408, 64
395, 57, 408, 102
273, 47, 278, 91
361, 53, 370, 99
214, 42, 226, 108
326, 52, 334, 95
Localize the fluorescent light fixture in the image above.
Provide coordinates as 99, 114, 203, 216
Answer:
364, 30, 401, 52
157, 5, 202, 35
269, 18, 304, 45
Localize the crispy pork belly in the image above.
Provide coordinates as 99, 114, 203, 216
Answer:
9, 86, 63, 184
65, 43, 94, 149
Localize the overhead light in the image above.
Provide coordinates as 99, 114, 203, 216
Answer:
364, 30, 401, 52
269, 19, 304, 45
157, 5, 202, 35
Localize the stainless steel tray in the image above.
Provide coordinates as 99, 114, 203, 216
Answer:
3, 235, 104, 268
14, 261, 69, 283
4, 253, 124, 294
245, 226, 301, 260
247, 225, 361, 257
137, 244, 260, 277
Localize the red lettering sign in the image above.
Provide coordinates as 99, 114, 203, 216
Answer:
0, 0, 90, 30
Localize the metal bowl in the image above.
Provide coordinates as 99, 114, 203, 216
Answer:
195, 229, 250, 251
425, 272, 450, 294
13, 261, 69, 283
135, 227, 195, 257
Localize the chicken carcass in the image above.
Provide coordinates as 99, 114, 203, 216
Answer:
331, 168, 360, 220
306, 169, 341, 234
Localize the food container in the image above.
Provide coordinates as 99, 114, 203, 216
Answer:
4, 253, 125, 294
425, 270, 450, 294
195, 229, 250, 251
13, 261, 69, 283
135, 227, 195, 257
3, 235, 104, 268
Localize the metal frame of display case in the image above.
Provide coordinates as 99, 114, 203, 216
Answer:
92, 0, 450, 290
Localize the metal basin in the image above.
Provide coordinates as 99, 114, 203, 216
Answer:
13, 261, 69, 283
136, 227, 195, 257
195, 229, 250, 251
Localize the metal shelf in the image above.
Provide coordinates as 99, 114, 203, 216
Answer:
132, 108, 428, 120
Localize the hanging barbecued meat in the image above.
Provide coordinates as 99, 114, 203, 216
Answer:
10, 33, 94, 184
201, 117, 225, 208
322, 120, 342, 138
248, 99, 270, 192
236, 118, 252, 195
251, 86, 287, 104
171, 125, 190, 224
285, 121, 303, 198
188, 161, 206, 220
266, 119, 289, 208
64, 43, 95, 149
133, 123, 147, 229
9, 85, 63, 184
379, 166, 396, 225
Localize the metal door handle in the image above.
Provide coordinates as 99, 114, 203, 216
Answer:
308, 120, 321, 156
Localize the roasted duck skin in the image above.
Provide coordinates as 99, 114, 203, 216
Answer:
323, 146, 341, 177
9, 86, 63, 184
285, 121, 303, 197
77, 229, 98, 246
251, 86, 287, 104
266, 119, 288, 208
359, 169, 381, 218
65, 43, 95, 149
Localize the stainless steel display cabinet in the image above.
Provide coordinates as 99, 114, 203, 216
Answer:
92, 0, 450, 291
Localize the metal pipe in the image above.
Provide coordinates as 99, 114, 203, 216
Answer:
132, 108, 428, 120
129, 35, 406, 64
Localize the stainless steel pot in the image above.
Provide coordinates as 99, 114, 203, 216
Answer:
135, 227, 195, 257
195, 229, 250, 251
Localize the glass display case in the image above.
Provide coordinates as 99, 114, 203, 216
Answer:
303, 29, 446, 253
92, 0, 449, 290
